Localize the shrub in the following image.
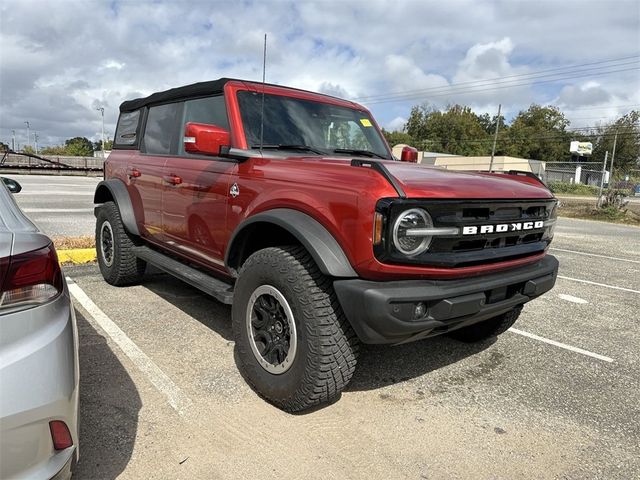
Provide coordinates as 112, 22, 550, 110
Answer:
548, 182, 600, 196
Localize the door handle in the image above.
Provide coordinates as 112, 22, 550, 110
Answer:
163, 174, 183, 185
127, 167, 141, 179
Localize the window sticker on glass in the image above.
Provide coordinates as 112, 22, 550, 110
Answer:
360, 118, 372, 127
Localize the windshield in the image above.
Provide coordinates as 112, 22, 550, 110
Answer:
236, 91, 391, 158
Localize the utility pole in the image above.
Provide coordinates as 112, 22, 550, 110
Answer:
96, 107, 105, 157
598, 151, 608, 200
24, 121, 30, 150
11, 130, 15, 151
34, 132, 39, 155
609, 131, 618, 185
489, 104, 501, 173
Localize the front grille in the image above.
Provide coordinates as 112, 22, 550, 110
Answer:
375, 198, 557, 268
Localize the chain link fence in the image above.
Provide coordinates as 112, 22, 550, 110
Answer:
542, 162, 605, 187
421, 156, 608, 187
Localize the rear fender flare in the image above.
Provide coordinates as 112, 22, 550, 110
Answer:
93, 179, 140, 236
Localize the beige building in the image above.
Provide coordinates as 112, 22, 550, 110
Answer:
422, 155, 545, 175
390, 145, 545, 175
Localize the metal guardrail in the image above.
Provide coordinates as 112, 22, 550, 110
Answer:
0, 151, 103, 175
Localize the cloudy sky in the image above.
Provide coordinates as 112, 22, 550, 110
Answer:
1, 0, 639, 149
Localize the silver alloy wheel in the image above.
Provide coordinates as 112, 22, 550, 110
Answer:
100, 220, 115, 267
246, 285, 298, 374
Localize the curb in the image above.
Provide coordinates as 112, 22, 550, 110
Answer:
57, 248, 97, 265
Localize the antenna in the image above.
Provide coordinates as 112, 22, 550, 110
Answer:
259, 33, 267, 153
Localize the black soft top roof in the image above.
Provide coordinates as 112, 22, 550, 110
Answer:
120, 78, 235, 112
119, 78, 359, 113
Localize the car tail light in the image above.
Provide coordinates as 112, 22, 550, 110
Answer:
0, 244, 63, 312
49, 420, 73, 450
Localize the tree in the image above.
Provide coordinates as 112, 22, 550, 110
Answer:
93, 139, 114, 151
41, 145, 68, 155
381, 128, 415, 147
504, 105, 571, 161
478, 112, 507, 136
64, 137, 94, 157
588, 111, 639, 176
406, 104, 491, 155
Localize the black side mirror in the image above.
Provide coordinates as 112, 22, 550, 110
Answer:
2, 177, 22, 194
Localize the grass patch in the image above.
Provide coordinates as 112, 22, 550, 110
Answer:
558, 203, 640, 226
52, 235, 95, 250
548, 182, 599, 196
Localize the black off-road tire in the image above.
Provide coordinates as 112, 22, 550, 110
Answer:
232, 246, 359, 412
449, 306, 523, 343
95, 201, 146, 286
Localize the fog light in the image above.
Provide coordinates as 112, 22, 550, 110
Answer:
414, 302, 427, 319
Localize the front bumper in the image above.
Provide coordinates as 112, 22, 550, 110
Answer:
0, 285, 79, 480
334, 255, 558, 344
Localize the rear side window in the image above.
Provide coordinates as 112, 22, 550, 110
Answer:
114, 110, 141, 147
143, 103, 180, 155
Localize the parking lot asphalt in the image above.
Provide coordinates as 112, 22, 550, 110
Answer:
9, 174, 100, 237
62, 217, 639, 480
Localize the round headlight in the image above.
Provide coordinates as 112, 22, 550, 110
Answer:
393, 208, 433, 256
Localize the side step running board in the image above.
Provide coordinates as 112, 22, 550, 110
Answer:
133, 246, 234, 304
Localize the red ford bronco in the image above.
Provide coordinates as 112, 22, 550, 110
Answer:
94, 78, 558, 411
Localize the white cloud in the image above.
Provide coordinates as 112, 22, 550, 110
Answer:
383, 54, 449, 94
557, 81, 612, 107
386, 116, 407, 132
0, 0, 638, 147
102, 60, 125, 71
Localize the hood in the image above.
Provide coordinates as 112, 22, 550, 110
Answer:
380, 161, 554, 199
253, 153, 554, 200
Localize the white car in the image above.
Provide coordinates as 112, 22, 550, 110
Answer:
0, 176, 79, 479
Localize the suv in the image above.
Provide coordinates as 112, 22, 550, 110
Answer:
94, 78, 558, 412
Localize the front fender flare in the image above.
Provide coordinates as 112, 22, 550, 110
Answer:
93, 179, 140, 236
226, 209, 358, 278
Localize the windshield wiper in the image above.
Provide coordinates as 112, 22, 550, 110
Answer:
251, 144, 325, 155
332, 148, 387, 159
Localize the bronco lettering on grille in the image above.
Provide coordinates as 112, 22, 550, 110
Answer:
462, 220, 544, 235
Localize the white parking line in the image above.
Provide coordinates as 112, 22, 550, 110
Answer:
23, 208, 94, 213
550, 247, 640, 264
557, 275, 640, 294
67, 278, 193, 415
24, 191, 93, 196
508, 328, 614, 363
558, 293, 588, 304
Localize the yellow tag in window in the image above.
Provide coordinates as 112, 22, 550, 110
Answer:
360, 118, 372, 127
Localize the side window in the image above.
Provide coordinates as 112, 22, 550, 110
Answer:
143, 103, 180, 155
114, 110, 140, 147
180, 96, 229, 154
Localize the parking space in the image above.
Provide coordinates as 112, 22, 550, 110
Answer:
63, 218, 639, 479
10, 175, 100, 237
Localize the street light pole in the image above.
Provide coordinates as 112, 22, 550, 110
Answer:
609, 131, 618, 185
34, 132, 39, 155
96, 107, 105, 158
489, 104, 502, 173
11, 130, 15, 151
24, 121, 30, 150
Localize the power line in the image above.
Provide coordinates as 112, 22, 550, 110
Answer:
363, 65, 640, 105
561, 103, 640, 111
416, 131, 637, 146
356, 56, 640, 102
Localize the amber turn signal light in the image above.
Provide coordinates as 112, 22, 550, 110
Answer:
373, 212, 384, 245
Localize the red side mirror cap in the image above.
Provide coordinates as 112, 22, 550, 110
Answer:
184, 122, 230, 156
400, 146, 418, 163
